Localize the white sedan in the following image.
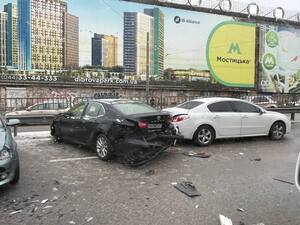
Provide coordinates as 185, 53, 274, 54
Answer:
164, 97, 291, 146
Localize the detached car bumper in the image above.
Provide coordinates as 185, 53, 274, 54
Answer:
0, 152, 19, 187
115, 133, 183, 166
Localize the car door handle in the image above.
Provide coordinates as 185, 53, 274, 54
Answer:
213, 115, 220, 119
242, 115, 248, 118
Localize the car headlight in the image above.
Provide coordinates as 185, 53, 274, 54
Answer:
0, 147, 11, 161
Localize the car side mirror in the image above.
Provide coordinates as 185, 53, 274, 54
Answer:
7, 119, 20, 126
26, 107, 31, 111
295, 153, 300, 191
259, 109, 265, 115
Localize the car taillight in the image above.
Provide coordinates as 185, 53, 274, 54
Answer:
171, 115, 189, 122
138, 121, 148, 129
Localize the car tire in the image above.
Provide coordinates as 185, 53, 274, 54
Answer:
95, 134, 113, 161
51, 124, 63, 143
11, 160, 20, 184
193, 125, 215, 146
269, 121, 286, 140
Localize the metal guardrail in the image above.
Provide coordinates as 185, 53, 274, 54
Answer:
1, 94, 300, 113
2, 95, 300, 131
267, 107, 300, 121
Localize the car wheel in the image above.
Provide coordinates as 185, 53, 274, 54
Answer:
51, 124, 63, 143
194, 125, 215, 146
95, 134, 113, 161
269, 121, 286, 140
11, 161, 20, 184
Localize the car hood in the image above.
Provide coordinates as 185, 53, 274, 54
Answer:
265, 110, 282, 115
163, 107, 189, 116
265, 110, 288, 119
0, 129, 6, 150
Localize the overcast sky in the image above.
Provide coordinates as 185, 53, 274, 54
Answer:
176, 0, 300, 12
239, 0, 300, 11
1, 0, 299, 11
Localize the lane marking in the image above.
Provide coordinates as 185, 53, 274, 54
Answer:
50, 156, 98, 163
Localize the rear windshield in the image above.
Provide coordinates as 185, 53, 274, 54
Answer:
113, 103, 158, 115
176, 101, 203, 110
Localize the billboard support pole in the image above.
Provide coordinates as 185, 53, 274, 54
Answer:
146, 32, 150, 104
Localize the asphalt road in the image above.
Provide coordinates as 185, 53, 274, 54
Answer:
1, 124, 300, 225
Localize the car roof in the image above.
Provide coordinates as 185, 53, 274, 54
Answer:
189, 97, 242, 104
90, 99, 141, 105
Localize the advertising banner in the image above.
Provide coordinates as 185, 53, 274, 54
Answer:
258, 24, 300, 93
0, 0, 256, 89
207, 21, 256, 87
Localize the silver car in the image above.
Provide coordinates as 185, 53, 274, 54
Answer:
241, 96, 278, 108
6, 101, 71, 124
0, 117, 20, 187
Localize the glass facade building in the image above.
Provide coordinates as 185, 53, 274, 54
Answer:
18, 0, 31, 70
144, 8, 164, 78
123, 12, 153, 76
64, 13, 79, 69
4, 3, 18, 68
0, 12, 7, 67
92, 33, 118, 68
18, 0, 71, 71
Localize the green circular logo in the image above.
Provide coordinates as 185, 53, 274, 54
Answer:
263, 53, 276, 70
266, 31, 279, 48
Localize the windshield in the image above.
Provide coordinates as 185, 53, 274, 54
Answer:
176, 101, 203, 110
113, 102, 158, 115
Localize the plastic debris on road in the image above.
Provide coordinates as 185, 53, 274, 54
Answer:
251, 158, 262, 161
9, 210, 22, 215
41, 199, 48, 204
173, 181, 201, 197
86, 217, 94, 223
183, 151, 211, 158
273, 178, 294, 185
145, 170, 155, 176
219, 214, 233, 225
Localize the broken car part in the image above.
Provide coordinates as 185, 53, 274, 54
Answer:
183, 151, 211, 158
219, 214, 233, 225
173, 181, 201, 197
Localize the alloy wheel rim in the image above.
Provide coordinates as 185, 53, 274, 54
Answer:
198, 129, 212, 144
96, 136, 108, 158
273, 124, 284, 138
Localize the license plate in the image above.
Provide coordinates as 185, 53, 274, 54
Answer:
148, 123, 162, 129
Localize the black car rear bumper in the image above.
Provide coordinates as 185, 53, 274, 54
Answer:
115, 133, 182, 166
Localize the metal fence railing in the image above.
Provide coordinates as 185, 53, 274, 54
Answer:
1, 93, 300, 114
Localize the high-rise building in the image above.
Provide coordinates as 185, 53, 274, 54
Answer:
0, 12, 7, 67
18, 0, 31, 70
18, 0, 69, 71
92, 33, 118, 68
64, 13, 79, 69
144, 8, 164, 78
123, 12, 153, 76
4, 3, 18, 68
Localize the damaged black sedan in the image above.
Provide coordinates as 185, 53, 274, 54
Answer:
51, 99, 180, 166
